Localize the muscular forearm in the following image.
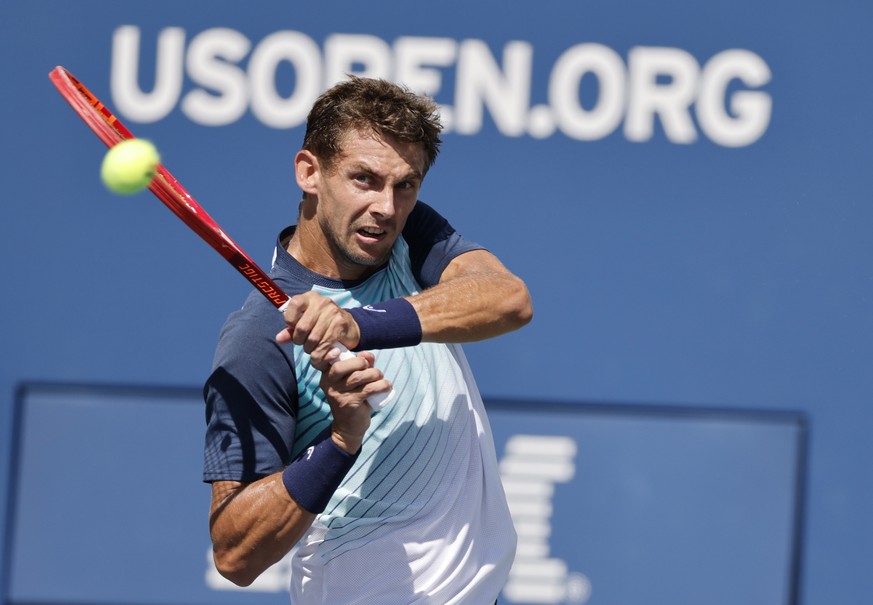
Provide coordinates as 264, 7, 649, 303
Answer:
410, 250, 533, 343
210, 475, 315, 586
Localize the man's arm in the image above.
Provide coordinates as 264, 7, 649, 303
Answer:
210, 475, 313, 586
208, 352, 380, 586
411, 249, 533, 342
276, 249, 531, 360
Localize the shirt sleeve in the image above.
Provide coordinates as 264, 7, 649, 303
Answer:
402, 201, 486, 288
202, 295, 299, 483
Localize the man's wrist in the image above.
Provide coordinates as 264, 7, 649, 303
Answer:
331, 431, 363, 455
347, 298, 422, 351
282, 430, 360, 514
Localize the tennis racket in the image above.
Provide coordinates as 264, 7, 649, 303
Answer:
48, 65, 393, 410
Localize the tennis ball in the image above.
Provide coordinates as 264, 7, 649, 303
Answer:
101, 139, 160, 195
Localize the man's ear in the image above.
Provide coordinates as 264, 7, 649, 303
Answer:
295, 149, 319, 194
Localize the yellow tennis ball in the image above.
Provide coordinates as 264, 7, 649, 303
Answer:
101, 139, 160, 195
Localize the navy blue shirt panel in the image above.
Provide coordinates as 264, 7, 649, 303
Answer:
203, 293, 298, 482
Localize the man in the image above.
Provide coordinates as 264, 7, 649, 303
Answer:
203, 76, 532, 604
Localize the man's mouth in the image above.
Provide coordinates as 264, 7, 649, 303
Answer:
357, 226, 387, 242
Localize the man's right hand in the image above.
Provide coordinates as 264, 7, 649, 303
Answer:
275, 291, 361, 368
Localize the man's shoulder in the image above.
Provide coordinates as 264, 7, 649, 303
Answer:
403, 201, 451, 240
218, 290, 282, 340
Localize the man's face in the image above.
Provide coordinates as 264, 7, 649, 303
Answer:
304, 130, 426, 279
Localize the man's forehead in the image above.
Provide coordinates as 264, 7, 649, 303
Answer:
335, 129, 426, 175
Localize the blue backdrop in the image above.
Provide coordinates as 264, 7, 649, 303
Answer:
2, 1, 872, 603
7, 386, 804, 605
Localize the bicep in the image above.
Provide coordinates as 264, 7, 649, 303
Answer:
208, 474, 313, 586
209, 474, 307, 541
439, 249, 516, 283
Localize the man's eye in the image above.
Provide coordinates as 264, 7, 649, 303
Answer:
354, 174, 372, 184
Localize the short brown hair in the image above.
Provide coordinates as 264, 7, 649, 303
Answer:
302, 76, 443, 174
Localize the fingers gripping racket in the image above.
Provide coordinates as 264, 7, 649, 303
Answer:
49, 66, 393, 410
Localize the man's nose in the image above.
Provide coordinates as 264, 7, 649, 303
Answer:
370, 188, 396, 218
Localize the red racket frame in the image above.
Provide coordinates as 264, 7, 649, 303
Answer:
48, 66, 289, 310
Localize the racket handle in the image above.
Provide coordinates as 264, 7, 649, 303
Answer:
330, 343, 395, 411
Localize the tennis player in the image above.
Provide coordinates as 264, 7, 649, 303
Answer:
203, 76, 533, 604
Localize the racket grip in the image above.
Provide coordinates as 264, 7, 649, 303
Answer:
330, 343, 395, 411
